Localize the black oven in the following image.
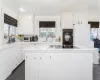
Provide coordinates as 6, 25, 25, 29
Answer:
62, 29, 73, 48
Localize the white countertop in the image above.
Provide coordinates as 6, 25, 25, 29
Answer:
23, 44, 98, 53
0, 42, 32, 51
0, 41, 98, 53
0, 42, 62, 51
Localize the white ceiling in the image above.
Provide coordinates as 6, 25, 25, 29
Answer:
3, 0, 100, 15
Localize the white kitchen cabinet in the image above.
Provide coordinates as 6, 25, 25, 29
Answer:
51, 53, 92, 80
0, 45, 23, 80
15, 47, 23, 66
21, 43, 33, 60
61, 12, 88, 29
39, 54, 51, 80
25, 53, 39, 80
25, 53, 51, 80
73, 13, 88, 25
17, 14, 34, 35
26, 52, 93, 80
61, 12, 73, 29
74, 24, 90, 46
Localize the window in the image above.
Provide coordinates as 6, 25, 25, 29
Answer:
39, 28, 55, 42
4, 23, 16, 43
39, 21, 56, 42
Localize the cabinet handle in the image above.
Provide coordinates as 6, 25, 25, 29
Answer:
50, 56, 52, 59
34, 57, 36, 59
40, 58, 42, 59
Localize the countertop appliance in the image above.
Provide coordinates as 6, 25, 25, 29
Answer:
62, 29, 73, 48
18, 34, 38, 42
23, 35, 38, 42
34, 35, 38, 42
24, 35, 31, 42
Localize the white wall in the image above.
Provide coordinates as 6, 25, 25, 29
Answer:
0, 0, 3, 45
2, 4, 18, 19
17, 14, 34, 35
88, 13, 100, 21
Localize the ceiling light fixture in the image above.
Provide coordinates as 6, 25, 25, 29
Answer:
28, 16, 32, 19
19, 7, 25, 12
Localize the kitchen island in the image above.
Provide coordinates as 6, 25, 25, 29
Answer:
24, 44, 98, 80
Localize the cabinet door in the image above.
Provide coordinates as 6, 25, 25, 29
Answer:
61, 12, 73, 29
74, 24, 90, 46
50, 53, 68, 80
0, 47, 16, 80
26, 53, 52, 80
25, 53, 39, 80
51, 53, 93, 80
16, 48, 23, 65
73, 13, 88, 25
38, 53, 51, 80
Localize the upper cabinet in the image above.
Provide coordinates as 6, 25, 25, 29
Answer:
73, 12, 88, 25
61, 12, 88, 29
17, 14, 34, 35
61, 12, 73, 29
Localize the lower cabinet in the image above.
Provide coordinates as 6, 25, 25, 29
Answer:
0, 46, 23, 80
26, 53, 93, 80
25, 53, 51, 80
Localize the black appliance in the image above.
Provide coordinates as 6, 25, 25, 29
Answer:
30, 35, 38, 42
24, 36, 31, 42
34, 35, 38, 42
62, 29, 73, 48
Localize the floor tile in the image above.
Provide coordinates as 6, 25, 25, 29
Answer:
6, 61, 100, 80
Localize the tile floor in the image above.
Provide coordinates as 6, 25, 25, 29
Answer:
6, 61, 100, 80
6, 62, 25, 80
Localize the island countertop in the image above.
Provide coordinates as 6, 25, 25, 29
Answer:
23, 44, 98, 52
23, 44, 99, 64
25, 44, 98, 80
